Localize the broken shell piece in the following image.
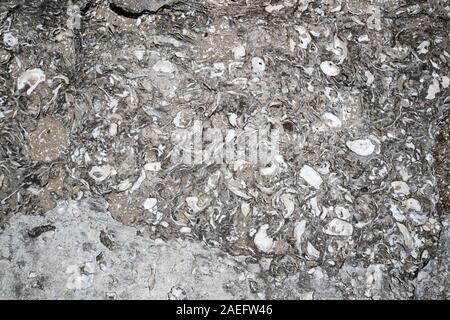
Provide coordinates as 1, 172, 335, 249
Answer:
17, 68, 46, 95
322, 112, 342, 128
331, 36, 348, 64
404, 198, 422, 212
3, 32, 18, 47
295, 26, 312, 49
335, 206, 352, 221
300, 165, 322, 189
89, 165, 116, 184
241, 202, 250, 217
116, 179, 132, 192
232, 45, 246, 60
417, 41, 430, 54
144, 162, 161, 172
365, 70, 375, 86
323, 218, 353, 236
265, 4, 284, 13
280, 193, 295, 218
391, 181, 410, 196
320, 61, 340, 76
252, 57, 266, 75
425, 79, 440, 100
153, 60, 175, 74
186, 196, 206, 213
307, 242, 320, 260
254, 224, 273, 253
396, 223, 413, 249
346, 139, 375, 156
144, 198, 157, 211
294, 220, 307, 252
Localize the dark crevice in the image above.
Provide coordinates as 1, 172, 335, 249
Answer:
108, 3, 151, 18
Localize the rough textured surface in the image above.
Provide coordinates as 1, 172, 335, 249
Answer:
110, 0, 176, 14
0, 199, 448, 299
0, 0, 449, 299
0, 199, 258, 300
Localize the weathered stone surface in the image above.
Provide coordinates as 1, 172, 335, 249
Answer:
110, 0, 175, 13
0, 199, 257, 299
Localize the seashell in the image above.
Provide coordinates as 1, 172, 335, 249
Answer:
144, 198, 157, 210
404, 198, 421, 212
17, 68, 46, 95
252, 57, 266, 75
307, 242, 320, 260
133, 49, 146, 61
116, 179, 132, 192
335, 206, 352, 221
323, 218, 353, 236
241, 202, 250, 217
417, 41, 430, 54
265, 4, 284, 13
322, 112, 342, 128
3, 32, 18, 47
300, 165, 322, 189
153, 60, 175, 73
365, 70, 374, 86
89, 165, 116, 184
186, 196, 207, 213
425, 79, 440, 100
346, 139, 375, 156
254, 224, 273, 253
173, 110, 191, 128
441, 76, 449, 89
332, 35, 348, 63
295, 26, 312, 49
293, 220, 307, 252
144, 162, 162, 172
390, 203, 406, 222
391, 181, 410, 196
232, 45, 246, 60
280, 193, 295, 218
396, 223, 413, 249
320, 61, 340, 76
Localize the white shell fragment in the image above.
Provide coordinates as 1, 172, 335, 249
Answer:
323, 218, 353, 236
293, 220, 307, 252
346, 139, 375, 156
265, 4, 284, 13
425, 79, 440, 100
322, 112, 342, 128
320, 61, 340, 76
232, 45, 246, 60
144, 162, 162, 172
89, 165, 116, 184
404, 198, 422, 212
3, 32, 18, 47
295, 26, 312, 49
300, 165, 323, 189
17, 68, 46, 95
252, 57, 266, 75
280, 193, 295, 218
307, 242, 320, 260
396, 223, 413, 249
254, 224, 273, 253
144, 198, 158, 210
153, 60, 175, 74
391, 181, 410, 196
